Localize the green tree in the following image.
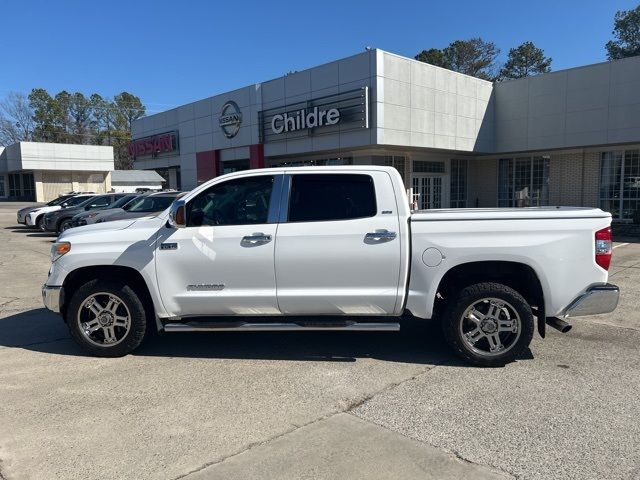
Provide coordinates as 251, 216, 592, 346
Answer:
68, 92, 95, 144
415, 38, 500, 80
90, 93, 116, 146
499, 41, 552, 80
112, 92, 146, 169
29, 88, 65, 142
606, 5, 640, 59
414, 48, 448, 67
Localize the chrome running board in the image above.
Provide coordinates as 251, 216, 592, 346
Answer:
163, 321, 400, 332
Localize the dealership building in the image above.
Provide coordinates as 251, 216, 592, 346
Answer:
0, 142, 115, 202
131, 49, 640, 221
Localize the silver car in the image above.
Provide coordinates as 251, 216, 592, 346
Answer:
94, 191, 183, 224
71, 193, 140, 227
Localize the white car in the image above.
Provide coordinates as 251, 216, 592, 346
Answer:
26, 194, 95, 230
42, 166, 619, 366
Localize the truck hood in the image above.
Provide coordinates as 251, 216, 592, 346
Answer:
59, 215, 166, 241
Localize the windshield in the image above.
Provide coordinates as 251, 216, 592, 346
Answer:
47, 196, 71, 206
64, 195, 96, 207
127, 195, 177, 213
72, 196, 102, 209
109, 195, 138, 209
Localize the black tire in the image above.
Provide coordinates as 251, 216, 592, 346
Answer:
36, 216, 45, 231
58, 218, 73, 234
66, 279, 147, 357
441, 282, 534, 367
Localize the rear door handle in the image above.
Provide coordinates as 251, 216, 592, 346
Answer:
242, 233, 272, 246
365, 230, 397, 241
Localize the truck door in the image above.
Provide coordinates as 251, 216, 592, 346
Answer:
155, 174, 281, 317
275, 171, 402, 315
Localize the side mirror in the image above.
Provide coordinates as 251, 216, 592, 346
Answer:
62, 202, 68, 208
168, 200, 186, 229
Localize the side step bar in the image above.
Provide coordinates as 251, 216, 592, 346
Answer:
163, 321, 400, 332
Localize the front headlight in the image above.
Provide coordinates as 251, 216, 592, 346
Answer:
51, 242, 71, 262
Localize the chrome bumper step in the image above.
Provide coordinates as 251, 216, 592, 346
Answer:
163, 321, 400, 332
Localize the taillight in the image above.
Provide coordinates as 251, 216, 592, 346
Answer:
595, 227, 612, 270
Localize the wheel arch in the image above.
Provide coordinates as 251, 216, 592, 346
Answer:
61, 265, 159, 332
435, 260, 546, 337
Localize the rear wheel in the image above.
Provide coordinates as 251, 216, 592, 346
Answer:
66, 279, 147, 357
441, 282, 534, 367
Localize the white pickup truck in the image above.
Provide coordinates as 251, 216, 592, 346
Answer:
42, 166, 619, 366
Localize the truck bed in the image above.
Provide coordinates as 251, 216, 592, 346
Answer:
411, 207, 611, 222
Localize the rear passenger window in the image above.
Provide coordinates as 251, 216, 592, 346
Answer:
288, 174, 377, 222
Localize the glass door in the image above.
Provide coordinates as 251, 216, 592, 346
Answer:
412, 175, 443, 210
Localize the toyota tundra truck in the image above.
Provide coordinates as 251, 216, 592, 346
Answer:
42, 166, 619, 366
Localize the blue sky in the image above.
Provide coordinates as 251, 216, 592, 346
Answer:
0, 0, 637, 114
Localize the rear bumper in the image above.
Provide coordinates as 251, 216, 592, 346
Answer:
42, 285, 63, 314
561, 283, 619, 318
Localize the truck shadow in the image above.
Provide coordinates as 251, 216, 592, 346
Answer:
0, 308, 533, 367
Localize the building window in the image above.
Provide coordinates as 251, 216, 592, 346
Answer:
450, 159, 468, 208
371, 156, 406, 183
0, 176, 5, 197
600, 150, 640, 220
498, 156, 549, 207
8, 173, 20, 198
413, 161, 445, 173
22, 173, 35, 200
271, 156, 353, 168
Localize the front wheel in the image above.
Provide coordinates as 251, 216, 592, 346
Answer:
66, 279, 147, 357
36, 216, 45, 231
58, 219, 73, 234
441, 282, 534, 367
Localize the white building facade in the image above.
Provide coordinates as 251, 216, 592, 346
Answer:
131, 49, 640, 221
0, 142, 114, 202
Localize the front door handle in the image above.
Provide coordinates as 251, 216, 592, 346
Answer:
242, 233, 272, 246
365, 230, 397, 241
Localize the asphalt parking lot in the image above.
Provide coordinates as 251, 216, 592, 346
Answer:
0, 201, 639, 480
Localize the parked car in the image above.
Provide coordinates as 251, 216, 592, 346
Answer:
71, 194, 140, 227
17, 194, 75, 224
93, 191, 182, 224
42, 193, 130, 234
42, 166, 619, 366
25, 194, 96, 230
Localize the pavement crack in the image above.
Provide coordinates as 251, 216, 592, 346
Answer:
344, 366, 435, 412
169, 414, 332, 480
448, 447, 517, 479
346, 366, 519, 479
171, 365, 435, 480
0, 298, 19, 309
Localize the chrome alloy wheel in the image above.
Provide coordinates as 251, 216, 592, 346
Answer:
459, 298, 521, 357
77, 292, 131, 347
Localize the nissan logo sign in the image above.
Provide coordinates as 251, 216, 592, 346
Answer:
219, 101, 242, 138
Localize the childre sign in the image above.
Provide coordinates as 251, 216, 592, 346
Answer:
259, 87, 369, 143
271, 106, 340, 134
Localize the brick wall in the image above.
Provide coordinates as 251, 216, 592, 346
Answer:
467, 158, 498, 207
548, 151, 601, 208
